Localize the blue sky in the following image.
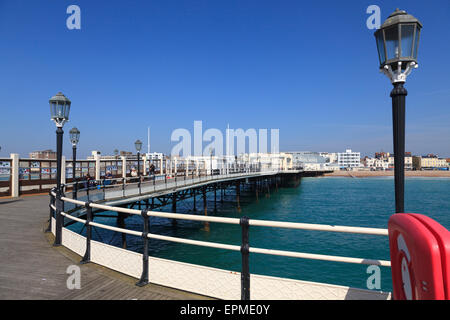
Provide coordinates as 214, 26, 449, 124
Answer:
0, 0, 449, 158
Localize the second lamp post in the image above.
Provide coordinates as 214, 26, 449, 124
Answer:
135, 139, 143, 177
69, 127, 80, 199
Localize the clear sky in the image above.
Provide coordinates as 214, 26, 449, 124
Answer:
0, 0, 449, 158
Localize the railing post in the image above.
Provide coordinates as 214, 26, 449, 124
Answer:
46, 188, 56, 232
102, 178, 106, 200
240, 216, 250, 300
53, 188, 63, 246
136, 209, 149, 287
86, 183, 90, 201
122, 177, 125, 197
80, 201, 92, 264
74, 177, 78, 200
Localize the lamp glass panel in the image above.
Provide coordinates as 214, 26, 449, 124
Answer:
376, 31, 386, 65
56, 103, 64, 118
413, 28, 420, 59
384, 25, 400, 61
64, 103, 70, 119
50, 103, 56, 118
400, 24, 415, 58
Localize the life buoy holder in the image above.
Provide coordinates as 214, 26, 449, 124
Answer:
388, 213, 450, 300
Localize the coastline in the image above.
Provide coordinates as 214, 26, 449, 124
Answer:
323, 170, 450, 178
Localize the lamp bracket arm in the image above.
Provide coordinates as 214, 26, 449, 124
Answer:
381, 61, 418, 84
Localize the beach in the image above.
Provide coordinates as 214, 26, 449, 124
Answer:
324, 170, 450, 178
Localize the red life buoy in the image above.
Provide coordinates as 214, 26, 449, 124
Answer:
388, 213, 449, 300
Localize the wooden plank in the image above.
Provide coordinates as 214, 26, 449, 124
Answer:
0, 195, 211, 300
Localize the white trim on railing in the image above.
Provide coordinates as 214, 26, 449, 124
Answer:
60, 195, 388, 236
57, 203, 391, 267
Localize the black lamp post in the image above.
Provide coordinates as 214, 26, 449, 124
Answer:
69, 127, 80, 199
49, 92, 71, 246
135, 139, 142, 177
375, 9, 422, 213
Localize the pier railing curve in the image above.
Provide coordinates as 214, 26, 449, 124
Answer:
48, 178, 392, 300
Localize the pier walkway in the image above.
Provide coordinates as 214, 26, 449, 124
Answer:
0, 195, 208, 300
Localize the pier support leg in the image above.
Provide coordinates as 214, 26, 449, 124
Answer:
193, 189, 197, 212
214, 185, 217, 213
203, 187, 210, 232
172, 192, 177, 227
236, 181, 241, 213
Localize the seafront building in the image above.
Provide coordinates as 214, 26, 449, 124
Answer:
363, 152, 414, 171
29, 149, 56, 159
287, 151, 340, 171
337, 149, 361, 169
362, 157, 389, 170
413, 154, 449, 170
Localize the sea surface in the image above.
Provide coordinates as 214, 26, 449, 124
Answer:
68, 176, 450, 293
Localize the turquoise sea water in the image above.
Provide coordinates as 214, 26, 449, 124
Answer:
68, 177, 450, 293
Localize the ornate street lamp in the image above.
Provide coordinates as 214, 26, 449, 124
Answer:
49, 92, 71, 246
69, 127, 80, 199
374, 9, 422, 213
135, 139, 142, 177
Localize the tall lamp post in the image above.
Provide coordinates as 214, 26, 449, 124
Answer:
49, 92, 71, 246
374, 9, 422, 213
135, 139, 143, 177
69, 127, 80, 199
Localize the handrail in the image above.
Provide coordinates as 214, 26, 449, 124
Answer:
62, 168, 282, 189
59, 209, 390, 267
60, 169, 283, 204
60, 195, 388, 235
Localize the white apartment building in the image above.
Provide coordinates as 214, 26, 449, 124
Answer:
337, 149, 361, 169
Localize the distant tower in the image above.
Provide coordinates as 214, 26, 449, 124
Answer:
147, 127, 150, 154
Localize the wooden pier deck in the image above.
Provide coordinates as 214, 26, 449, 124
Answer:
0, 195, 210, 300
